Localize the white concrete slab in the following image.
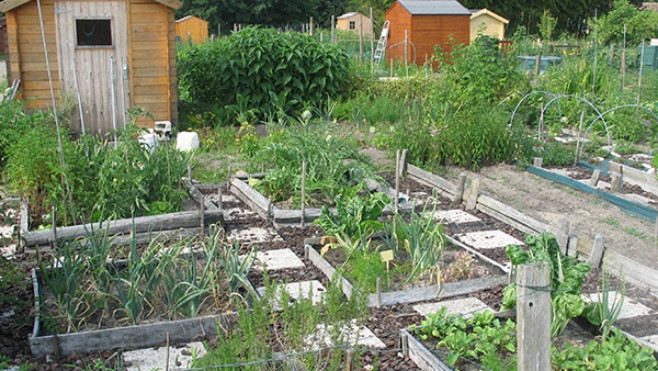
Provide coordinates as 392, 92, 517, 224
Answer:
123, 341, 206, 371
455, 230, 523, 250
252, 248, 305, 271
413, 297, 494, 319
0, 225, 13, 239
641, 334, 658, 349
223, 207, 257, 221
228, 226, 282, 245
425, 209, 481, 224
583, 292, 654, 319
305, 320, 386, 349
258, 280, 326, 310
0, 244, 16, 258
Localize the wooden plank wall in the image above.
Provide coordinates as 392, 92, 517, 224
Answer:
167, 9, 178, 125
411, 14, 470, 65
12, 0, 59, 107
175, 17, 208, 44
384, 2, 412, 63
128, 0, 173, 127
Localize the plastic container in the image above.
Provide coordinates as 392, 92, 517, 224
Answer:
176, 131, 199, 152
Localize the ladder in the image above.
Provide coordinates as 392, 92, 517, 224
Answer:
373, 21, 390, 64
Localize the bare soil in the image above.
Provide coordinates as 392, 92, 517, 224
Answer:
442, 164, 658, 273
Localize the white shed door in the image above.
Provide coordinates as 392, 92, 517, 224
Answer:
56, 1, 130, 136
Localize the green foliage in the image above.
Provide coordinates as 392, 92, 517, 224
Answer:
536, 142, 577, 167
412, 308, 517, 369
178, 28, 351, 124
554, 329, 658, 370
539, 10, 558, 42
0, 100, 53, 167
312, 183, 388, 242
250, 120, 379, 205
502, 232, 591, 337
592, 0, 658, 45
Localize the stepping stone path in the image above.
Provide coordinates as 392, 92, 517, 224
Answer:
305, 319, 386, 350
424, 209, 481, 224
583, 292, 655, 319
123, 341, 207, 371
454, 230, 524, 250
253, 248, 306, 271
413, 297, 494, 319
257, 280, 327, 310
227, 226, 283, 245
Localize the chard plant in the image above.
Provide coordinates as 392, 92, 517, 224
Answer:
502, 232, 591, 337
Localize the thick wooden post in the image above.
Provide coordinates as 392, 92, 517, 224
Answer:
466, 178, 480, 211
533, 157, 543, 168
454, 173, 467, 204
588, 169, 601, 187
517, 261, 551, 371
227, 165, 232, 191
589, 233, 606, 267
558, 219, 569, 255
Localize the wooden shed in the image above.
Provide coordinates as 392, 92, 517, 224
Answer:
175, 15, 208, 44
336, 12, 372, 36
470, 8, 508, 42
0, 0, 181, 136
384, 0, 470, 65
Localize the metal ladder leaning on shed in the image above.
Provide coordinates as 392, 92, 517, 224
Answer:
373, 21, 390, 64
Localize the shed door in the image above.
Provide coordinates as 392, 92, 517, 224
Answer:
55, 1, 130, 136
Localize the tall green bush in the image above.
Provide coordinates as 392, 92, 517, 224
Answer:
178, 27, 352, 125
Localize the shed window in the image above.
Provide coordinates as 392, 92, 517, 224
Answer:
76, 19, 112, 46
349, 21, 355, 30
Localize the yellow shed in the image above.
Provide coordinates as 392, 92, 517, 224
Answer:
336, 12, 372, 35
0, 0, 182, 136
175, 15, 208, 44
469, 8, 509, 41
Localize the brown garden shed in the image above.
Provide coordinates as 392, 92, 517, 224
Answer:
175, 15, 208, 44
384, 0, 470, 65
0, 0, 181, 136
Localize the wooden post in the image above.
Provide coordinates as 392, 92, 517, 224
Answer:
261, 161, 265, 173
345, 348, 355, 371
399, 149, 409, 177
621, 25, 627, 91
51, 206, 57, 250
199, 195, 205, 236
370, 8, 375, 66
533, 157, 543, 168
301, 160, 306, 227
466, 178, 480, 211
390, 58, 394, 78
574, 111, 585, 164
535, 54, 541, 76
187, 165, 192, 181
309, 16, 314, 36
517, 261, 551, 371
454, 173, 467, 204
589, 233, 606, 267
331, 16, 335, 44
655, 217, 658, 245
376, 277, 382, 307
395, 150, 400, 213
404, 30, 409, 78
610, 170, 623, 193
359, 14, 364, 62
400, 332, 409, 357
588, 169, 601, 187
217, 186, 223, 211
227, 165, 232, 191
609, 44, 615, 66
557, 219, 569, 255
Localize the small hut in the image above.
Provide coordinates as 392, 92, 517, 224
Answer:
470, 9, 509, 42
384, 0, 470, 65
175, 15, 209, 44
336, 12, 373, 35
0, 0, 182, 136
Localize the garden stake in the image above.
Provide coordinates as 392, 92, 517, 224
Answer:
218, 186, 223, 211
370, 7, 375, 67
261, 161, 265, 173
376, 277, 382, 307
227, 165, 232, 191
574, 111, 585, 164
187, 166, 192, 181
301, 160, 307, 227
346, 348, 355, 371
165, 333, 170, 371
655, 217, 657, 245
395, 150, 400, 213
51, 206, 57, 250
110, 55, 119, 147
637, 39, 645, 104
622, 24, 627, 91
200, 195, 205, 236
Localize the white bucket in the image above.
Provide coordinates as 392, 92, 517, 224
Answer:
138, 133, 158, 153
176, 131, 199, 152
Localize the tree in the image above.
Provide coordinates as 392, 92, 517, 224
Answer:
592, 0, 658, 45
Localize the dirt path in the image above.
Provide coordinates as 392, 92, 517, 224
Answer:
441, 164, 658, 273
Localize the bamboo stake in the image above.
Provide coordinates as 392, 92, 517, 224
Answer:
395, 150, 400, 213
301, 161, 306, 227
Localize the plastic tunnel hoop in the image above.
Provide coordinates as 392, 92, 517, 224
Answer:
525, 165, 658, 222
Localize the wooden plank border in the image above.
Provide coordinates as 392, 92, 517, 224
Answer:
229, 178, 271, 220
399, 329, 450, 371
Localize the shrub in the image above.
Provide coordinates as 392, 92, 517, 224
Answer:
178, 27, 352, 125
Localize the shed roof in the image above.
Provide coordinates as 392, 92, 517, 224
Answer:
0, 0, 182, 13
397, 0, 470, 15
338, 12, 362, 19
470, 8, 509, 24
176, 15, 208, 24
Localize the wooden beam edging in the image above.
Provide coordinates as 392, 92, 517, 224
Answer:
273, 208, 325, 225
407, 165, 457, 198
476, 194, 554, 235
229, 178, 271, 220
305, 244, 354, 299
22, 210, 224, 248
444, 235, 510, 274
369, 275, 507, 307
610, 162, 658, 196
603, 250, 658, 294
399, 329, 451, 371
30, 312, 234, 357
